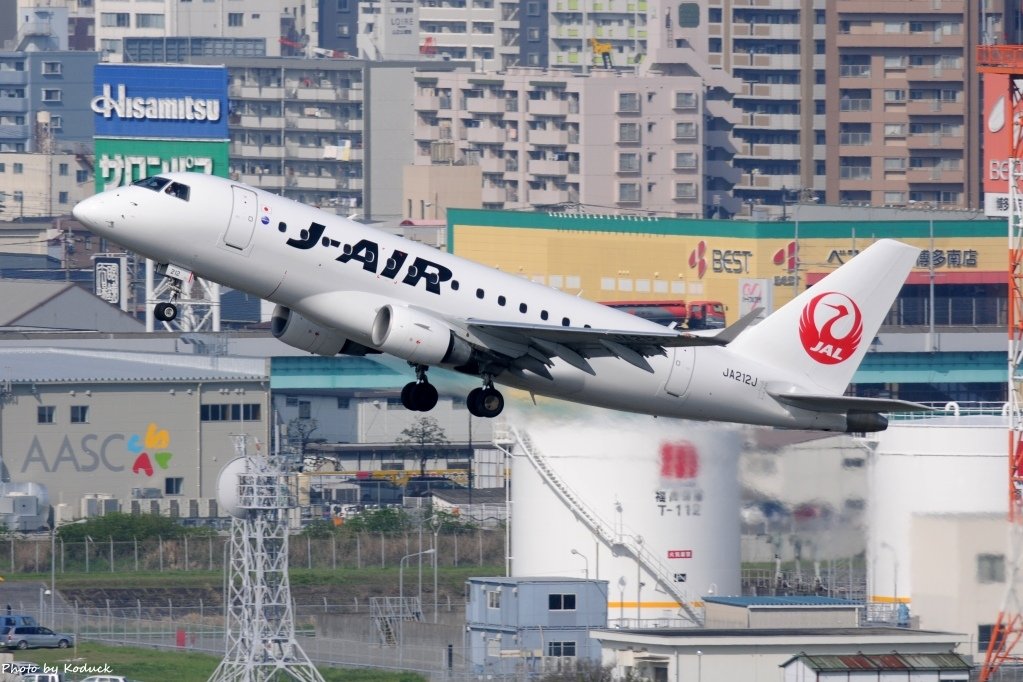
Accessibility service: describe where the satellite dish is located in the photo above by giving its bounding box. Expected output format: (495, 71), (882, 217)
(217, 456), (254, 519)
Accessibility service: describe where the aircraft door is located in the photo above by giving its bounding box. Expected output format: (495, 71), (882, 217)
(223, 185), (258, 251)
(664, 347), (696, 398)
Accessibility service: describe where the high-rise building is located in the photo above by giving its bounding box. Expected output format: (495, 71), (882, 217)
(192, 57), (468, 220)
(412, 63), (740, 217)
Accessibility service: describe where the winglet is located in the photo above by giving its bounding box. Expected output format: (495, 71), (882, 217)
(712, 306), (763, 345)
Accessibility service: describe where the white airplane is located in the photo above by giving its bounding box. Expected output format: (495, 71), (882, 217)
(73, 172), (927, 431)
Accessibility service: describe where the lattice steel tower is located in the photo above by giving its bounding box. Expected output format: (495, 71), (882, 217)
(209, 439), (325, 682)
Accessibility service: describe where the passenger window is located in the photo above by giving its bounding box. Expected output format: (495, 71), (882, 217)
(476, 288), (485, 299)
(165, 182), (190, 201)
(541, 310), (549, 321)
(519, 303), (527, 313)
(277, 221), (287, 232)
(562, 317), (570, 326)
(498, 295), (506, 306)
(451, 280), (460, 290)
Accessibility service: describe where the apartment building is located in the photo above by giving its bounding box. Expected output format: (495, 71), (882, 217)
(0, 152), (93, 218)
(822, 0), (998, 210)
(189, 57), (468, 220)
(0, 50), (97, 153)
(94, 0), (282, 61)
(412, 64), (740, 217)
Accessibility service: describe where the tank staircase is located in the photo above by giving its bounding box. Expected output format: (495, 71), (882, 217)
(369, 596), (423, 646)
(498, 424), (703, 625)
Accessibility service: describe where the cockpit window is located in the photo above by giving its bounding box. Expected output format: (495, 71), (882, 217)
(165, 182), (190, 201)
(134, 176), (170, 192)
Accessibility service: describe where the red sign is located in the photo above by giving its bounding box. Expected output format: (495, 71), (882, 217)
(660, 441), (699, 480)
(668, 550), (693, 559)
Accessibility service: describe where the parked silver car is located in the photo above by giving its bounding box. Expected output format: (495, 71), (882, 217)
(1, 625), (73, 649)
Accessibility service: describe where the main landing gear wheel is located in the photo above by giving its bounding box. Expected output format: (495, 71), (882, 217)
(467, 386), (504, 418)
(400, 382), (438, 412)
(154, 301), (178, 322)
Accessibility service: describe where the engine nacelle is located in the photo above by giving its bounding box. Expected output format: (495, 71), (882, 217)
(371, 304), (472, 366)
(845, 411), (888, 433)
(271, 305), (362, 356)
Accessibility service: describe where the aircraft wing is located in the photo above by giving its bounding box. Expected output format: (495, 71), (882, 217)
(460, 307), (763, 376)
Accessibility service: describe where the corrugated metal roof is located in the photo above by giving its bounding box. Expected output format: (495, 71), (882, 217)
(705, 596), (859, 607)
(783, 652), (970, 672)
(0, 348), (266, 383)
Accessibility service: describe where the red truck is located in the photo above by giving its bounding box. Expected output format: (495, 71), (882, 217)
(601, 299), (726, 330)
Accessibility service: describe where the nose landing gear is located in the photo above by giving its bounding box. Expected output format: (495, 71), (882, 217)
(153, 263), (191, 323)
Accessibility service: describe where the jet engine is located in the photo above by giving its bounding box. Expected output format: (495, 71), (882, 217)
(371, 304), (472, 366)
(271, 305), (371, 356)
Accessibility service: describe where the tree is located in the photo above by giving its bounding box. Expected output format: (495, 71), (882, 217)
(288, 417), (319, 454)
(395, 417), (448, 475)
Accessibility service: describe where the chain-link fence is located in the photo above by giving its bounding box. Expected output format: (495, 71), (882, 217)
(1, 529), (505, 576)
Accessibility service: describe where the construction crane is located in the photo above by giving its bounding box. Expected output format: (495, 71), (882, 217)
(589, 37), (613, 68)
(977, 44), (1023, 682)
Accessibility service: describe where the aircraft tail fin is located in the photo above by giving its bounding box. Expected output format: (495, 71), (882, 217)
(727, 239), (919, 395)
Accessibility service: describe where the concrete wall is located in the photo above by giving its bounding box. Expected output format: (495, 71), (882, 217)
(910, 513), (1005, 659)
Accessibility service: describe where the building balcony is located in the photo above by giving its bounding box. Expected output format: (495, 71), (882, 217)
(906, 66), (964, 82)
(0, 72), (27, 85)
(237, 115), (285, 129)
(528, 158), (570, 176)
(466, 97), (506, 114)
(467, 126), (508, 144)
(342, 119), (363, 132)
(481, 186), (506, 204)
(286, 116), (339, 132)
(338, 177), (364, 191)
(478, 156), (506, 173)
(906, 99), (963, 116)
(906, 168), (964, 184)
(0, 123), (29, 139)
(528, 187), (571, 205)
(528, 129), (570, 145)
(414, 123), (440, 140)
(528, 99), (571, 116)
(295, 87), (341, 102)
(0, 99), (27, 113)
(906, 134), (964, 150)
(741, 83), (800, 100)
(735, 23), (800, 40)
(416, 94), (440, 111)
(834, 0), (964, 10)
(238, 173), (286, 188)
(338, 88), (363, 102)
(286, 175), (340, 191)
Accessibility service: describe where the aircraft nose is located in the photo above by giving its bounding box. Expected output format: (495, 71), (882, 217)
(73, 193), (115, 234)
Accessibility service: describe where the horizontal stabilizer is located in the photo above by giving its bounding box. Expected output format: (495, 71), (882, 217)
(767, 389), (932, 414)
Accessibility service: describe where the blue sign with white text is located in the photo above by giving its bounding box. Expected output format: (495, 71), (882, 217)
(92, 64), (229, 140)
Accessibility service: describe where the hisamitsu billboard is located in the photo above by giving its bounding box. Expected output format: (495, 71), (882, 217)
(92, 64), (229, 139)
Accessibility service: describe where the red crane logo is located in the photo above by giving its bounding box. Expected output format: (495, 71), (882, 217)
(798, 292), (863, 364)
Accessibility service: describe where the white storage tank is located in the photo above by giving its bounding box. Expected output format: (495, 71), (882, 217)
(866, 408), (1007, 611)
(506, 407), (741, 626)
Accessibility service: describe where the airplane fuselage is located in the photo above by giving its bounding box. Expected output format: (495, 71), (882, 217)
(74, 174), (895, 431)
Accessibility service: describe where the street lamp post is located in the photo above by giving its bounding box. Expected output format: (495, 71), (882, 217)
(570, 549), (589, 579)
(399, 548), (435, 667)
(430, 516), (441, 624)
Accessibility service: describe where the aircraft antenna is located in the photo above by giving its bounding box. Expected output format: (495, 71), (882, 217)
(208, 435), (325, 682)
(977, 45), (1023, 681)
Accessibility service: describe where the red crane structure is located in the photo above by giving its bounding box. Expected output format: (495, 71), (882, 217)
(977, 44), (1023, 682)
